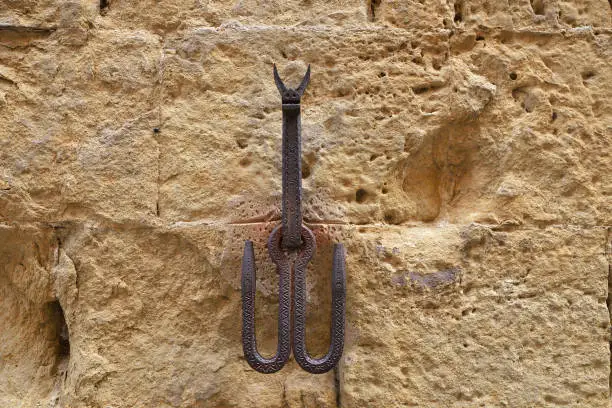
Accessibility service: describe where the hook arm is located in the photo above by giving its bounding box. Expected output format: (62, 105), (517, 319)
(241, 236), (292, 373)
(291, 227), (346, 374)
(296, 64), (311, 96)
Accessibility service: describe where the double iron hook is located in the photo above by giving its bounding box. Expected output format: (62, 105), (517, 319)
(241, 65), (346, 374)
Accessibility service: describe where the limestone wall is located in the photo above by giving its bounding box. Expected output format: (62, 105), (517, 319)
(0, 0), (611, 406)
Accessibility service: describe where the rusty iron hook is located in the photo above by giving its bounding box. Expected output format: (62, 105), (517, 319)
(241, 65), (346, 374)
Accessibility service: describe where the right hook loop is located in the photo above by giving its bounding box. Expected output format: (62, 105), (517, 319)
(292, 226), (346, 374)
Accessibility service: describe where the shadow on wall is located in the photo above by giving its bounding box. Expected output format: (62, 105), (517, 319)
(381, 121), (478, 224)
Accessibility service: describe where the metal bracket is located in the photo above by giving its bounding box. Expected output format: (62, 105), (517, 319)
(241, 65), (346, 374)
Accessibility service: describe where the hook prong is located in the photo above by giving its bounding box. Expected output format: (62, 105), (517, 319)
(241, 234), (292, 374)
(292, 228), (346, 374)
(296, 64), (311, 96)
(273, 64), (288, 95)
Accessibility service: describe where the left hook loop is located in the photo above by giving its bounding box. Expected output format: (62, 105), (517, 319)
(241, 226), (292, 373)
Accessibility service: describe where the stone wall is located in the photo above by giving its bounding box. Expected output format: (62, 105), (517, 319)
(0, 0), (610, 406)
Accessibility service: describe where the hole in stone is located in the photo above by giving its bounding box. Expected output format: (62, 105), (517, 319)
(100, 0), (108, 11)
(47, 301), (70, 359)
(370, 154), (380, 161)
(378, 72), (386, 78)
(236, 139), (248, 149)
(355, 188), (368, 203)
(476, 35), (485, 41)
(530, 0), (545, 15)
(454, 0), (463, 22)
(581, 71), (595, 80)
(368, 0), (381, 21)
(551, 111), (557, 121)
(383, 211), (395, 223)
(412, 86), (429, 94)
(509, 72), (518, 80)
(382, 187), (389, 194)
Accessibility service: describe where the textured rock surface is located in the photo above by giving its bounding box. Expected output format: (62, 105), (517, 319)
(0, 0), (610, 407)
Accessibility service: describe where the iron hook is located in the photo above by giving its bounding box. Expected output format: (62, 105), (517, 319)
(241, 65), (346, 375)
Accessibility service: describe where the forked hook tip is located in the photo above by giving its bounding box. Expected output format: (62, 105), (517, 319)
(273, 63), (311, 97)
(273, 63), (286, 94)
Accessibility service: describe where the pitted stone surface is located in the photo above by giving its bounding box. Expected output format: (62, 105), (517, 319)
(0, 0), (610, 407)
